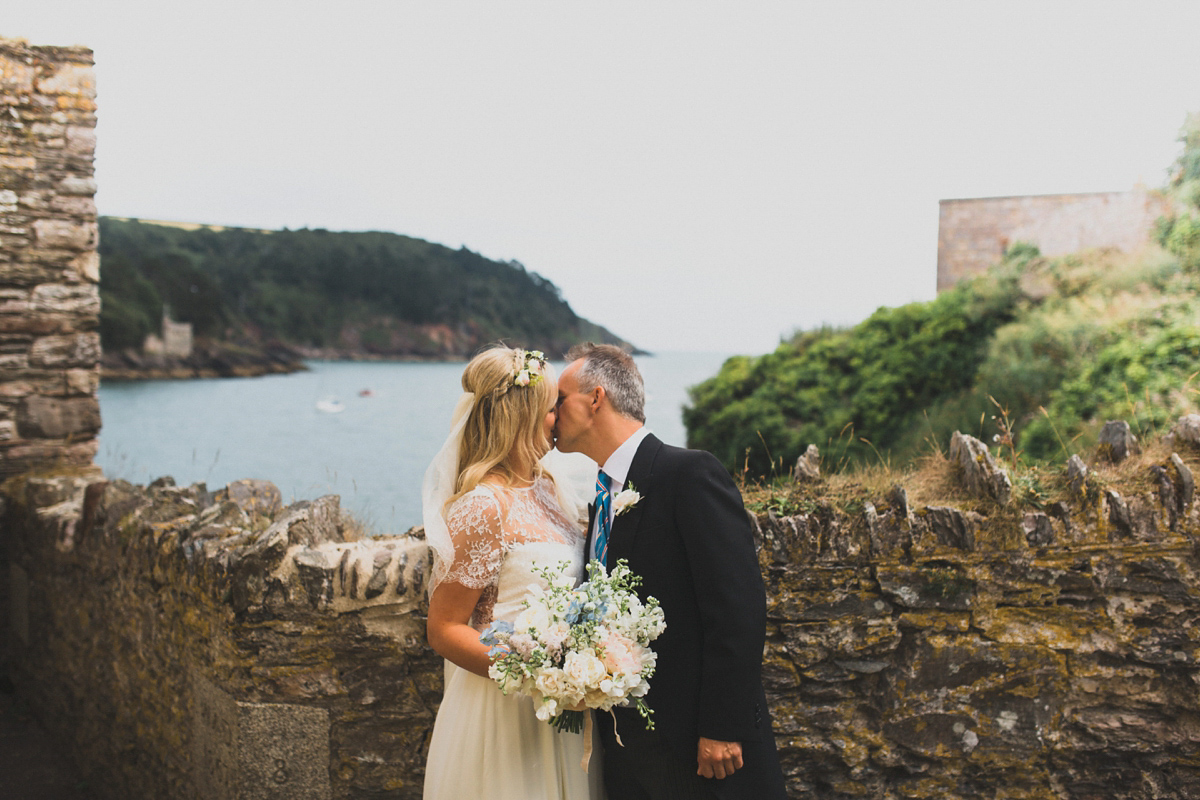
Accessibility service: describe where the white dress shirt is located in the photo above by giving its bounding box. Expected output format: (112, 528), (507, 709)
(593, 426), (652, 544)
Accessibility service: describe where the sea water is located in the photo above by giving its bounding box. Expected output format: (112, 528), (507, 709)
(96, 352), (734, 533)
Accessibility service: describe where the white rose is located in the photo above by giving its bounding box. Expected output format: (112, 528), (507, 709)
(516, 370), (531, 387)
(563, 650), (607, 689)
(515, 605), (551, 635)
(535, 668), (567, 699)
(612, 488), (641, 515)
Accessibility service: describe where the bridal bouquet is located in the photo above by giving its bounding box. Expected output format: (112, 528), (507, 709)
(479, 558), (666, 733)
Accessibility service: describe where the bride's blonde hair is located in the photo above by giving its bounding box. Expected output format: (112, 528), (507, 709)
(448, 346), (557, 509)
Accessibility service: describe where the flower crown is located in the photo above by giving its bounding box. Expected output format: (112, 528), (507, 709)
(510, 349), (547, 388)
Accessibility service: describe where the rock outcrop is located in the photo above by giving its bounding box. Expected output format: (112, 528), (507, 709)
(949, 431), (1012, 504)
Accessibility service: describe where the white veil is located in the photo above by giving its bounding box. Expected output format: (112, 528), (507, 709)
(422, 392), (596, 596)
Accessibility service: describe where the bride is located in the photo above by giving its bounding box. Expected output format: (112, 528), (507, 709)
(422, 346), (602, 800)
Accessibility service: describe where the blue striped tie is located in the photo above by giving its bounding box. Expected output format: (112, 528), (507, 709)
(594, 471), (612, 566)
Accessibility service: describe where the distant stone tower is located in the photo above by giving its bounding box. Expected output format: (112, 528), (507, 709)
(143, 305), (194, 358)
(0, 39), (101, 476)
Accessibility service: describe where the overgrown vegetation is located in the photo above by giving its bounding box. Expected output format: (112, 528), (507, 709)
(688, 116), (1200, 479)
(98, 219), (630, 358)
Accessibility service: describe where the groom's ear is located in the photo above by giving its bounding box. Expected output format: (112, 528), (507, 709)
(591, 386), (606, 412)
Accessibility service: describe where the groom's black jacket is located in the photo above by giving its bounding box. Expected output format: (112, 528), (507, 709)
(588, 433), (785, 799)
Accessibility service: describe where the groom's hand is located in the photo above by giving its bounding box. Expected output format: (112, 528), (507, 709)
(697, 737), (743, 779)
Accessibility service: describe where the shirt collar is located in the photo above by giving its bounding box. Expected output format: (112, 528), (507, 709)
(600, 426), (651, 490)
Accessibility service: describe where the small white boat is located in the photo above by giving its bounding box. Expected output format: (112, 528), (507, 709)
(315, 398), (345, 414)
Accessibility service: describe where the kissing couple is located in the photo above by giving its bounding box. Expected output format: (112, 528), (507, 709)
(421, 343), (787, 800)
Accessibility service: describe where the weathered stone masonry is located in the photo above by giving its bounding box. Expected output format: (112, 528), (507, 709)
(5, 434), (1200, 799)
(0, 38), (101, 477)
(5, 34), (1200, 800)
(937, 189), (1172, 292)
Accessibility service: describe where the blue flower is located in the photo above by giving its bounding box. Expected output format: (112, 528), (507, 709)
(479, 620), (514, 646)
(566, 597), (584, 625)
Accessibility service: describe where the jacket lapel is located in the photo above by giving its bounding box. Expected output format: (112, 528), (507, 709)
(584, 501), (597, 564)
(608, 433), (661, 565)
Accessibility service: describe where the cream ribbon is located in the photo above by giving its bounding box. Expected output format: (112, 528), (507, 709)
(581, 714), (593, 772)
(579, 709), (624, 773)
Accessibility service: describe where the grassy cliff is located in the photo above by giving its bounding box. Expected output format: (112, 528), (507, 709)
(686, 115), (1200, 478)
(98, 218), (633, 360)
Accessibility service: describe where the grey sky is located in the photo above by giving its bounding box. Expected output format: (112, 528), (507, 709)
(8, 1), (1200, 353)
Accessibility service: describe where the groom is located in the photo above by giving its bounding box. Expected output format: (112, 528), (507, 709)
(553, 344), (786, 800)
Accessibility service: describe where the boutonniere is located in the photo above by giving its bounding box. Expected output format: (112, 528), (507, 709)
(613, 483), (642, 516)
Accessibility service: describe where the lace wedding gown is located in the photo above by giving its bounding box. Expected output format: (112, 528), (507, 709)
(423, 475), (602, 800)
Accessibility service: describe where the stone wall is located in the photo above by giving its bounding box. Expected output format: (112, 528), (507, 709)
(0, 38), (101, 476)
(937, 189), (1172, 292)
(3, 474), (439, 799)
(3, 425), (1199, 799)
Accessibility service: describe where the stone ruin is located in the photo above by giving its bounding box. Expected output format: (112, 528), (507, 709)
(0, 38), (101, 478)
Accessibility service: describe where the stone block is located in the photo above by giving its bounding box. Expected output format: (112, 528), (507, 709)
(227, 479), (283, 517)
(275, 495), (342, 547)
(1097, 420), (1138, 463)
(0, 439), (98, 476)
(23, 470), (101, 508)
(65, 367), (98, 395)
(0, 53), (36, 93)
(30, 283), (99, 314)
(1066, 454), (1088, 498)
(19, 190), (50, 210)
(975, 606), (1116, 652)
(365, 548), (393, 599)
(1166, 414), (1200, 450)
(876, 564), (975, 611)
(294, 548), (337, 609)
(30, 120), (65, 138)
(0, 154), (36, 170)
(0, 288), (29, 313)
(0, 352), (28, 369)
(1105, 489), (1133, 539)
(920, 505), (979, 551)
(949, 431), (1011, 504)
(49, 194), (96, 217)
(882, 712), (979, 757)
(192, 673), (332, 800)
(1168, 453), (1194, 512)
(794, 444), (820, 482)
(65, 125), (95, 155)
(1021, 512), (1054, 547)
(17, 394), (101, 438)
(56, 176), (96, 196)
(0, 188), (16, 212)
(29, 332), (99, 368)
(37, 62), (96, 98)
(31, 218), (97, 250)
(71, 250), (100, 282)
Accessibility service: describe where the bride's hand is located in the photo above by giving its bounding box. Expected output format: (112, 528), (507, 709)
(566, 699), (588, 712)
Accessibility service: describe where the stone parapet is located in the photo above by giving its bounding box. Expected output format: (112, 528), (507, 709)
(3, 473), (438, 799)
(2, 435), (1199, 798)
(0, 38), (100, 476)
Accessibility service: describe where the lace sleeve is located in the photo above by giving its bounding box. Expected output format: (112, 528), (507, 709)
(441, 490), (506, 590)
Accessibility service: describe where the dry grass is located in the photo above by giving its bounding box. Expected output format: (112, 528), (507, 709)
(740, 419), (1198, 519)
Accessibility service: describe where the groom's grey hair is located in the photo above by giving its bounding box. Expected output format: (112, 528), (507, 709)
(565, 343), (646, 423)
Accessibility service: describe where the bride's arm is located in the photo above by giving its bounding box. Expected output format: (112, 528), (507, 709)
(427, 583), (497, 678)
(426, 490), (505, 679)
